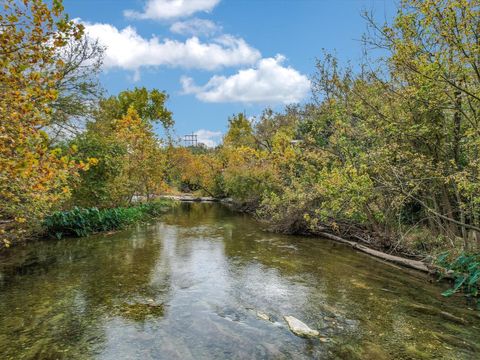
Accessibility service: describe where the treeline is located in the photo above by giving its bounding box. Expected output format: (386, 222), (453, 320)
(173, 0), (480, 261)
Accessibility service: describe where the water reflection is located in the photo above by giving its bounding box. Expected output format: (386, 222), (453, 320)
(0, 203), (478, 359)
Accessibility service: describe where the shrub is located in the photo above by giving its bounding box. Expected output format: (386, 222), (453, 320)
(436, 252), (480, 309)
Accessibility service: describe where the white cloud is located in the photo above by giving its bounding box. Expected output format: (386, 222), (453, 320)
(181, 55), (310, 104)
(82, 22), (261, 75)
(194, 129), (222, 147)
(170, 18), (221, 36)
(125, 0), (220, 20)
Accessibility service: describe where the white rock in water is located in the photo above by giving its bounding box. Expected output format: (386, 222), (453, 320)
(256, 311), (270, 321)
(284, 315), (319, 337)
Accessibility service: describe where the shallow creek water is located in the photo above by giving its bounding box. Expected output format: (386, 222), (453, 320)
(0, 203), (479, 359)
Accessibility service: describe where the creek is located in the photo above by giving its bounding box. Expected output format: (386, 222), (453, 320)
(0, 203), (478, 359)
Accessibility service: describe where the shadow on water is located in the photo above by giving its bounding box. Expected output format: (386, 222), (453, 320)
(0, 202), (479, 359)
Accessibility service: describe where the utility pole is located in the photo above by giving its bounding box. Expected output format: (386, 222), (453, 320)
(183, 133), (198, 147)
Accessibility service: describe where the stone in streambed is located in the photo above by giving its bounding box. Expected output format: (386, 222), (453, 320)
(284, 315), (319, 337)
(256, 311), (270, 321)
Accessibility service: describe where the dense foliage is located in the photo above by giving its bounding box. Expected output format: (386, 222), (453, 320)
(0, 0), (96, 246)
(0, 1), (172, 248)
(171, 0), (480, 260)
(44, 200), (173, 239)
(69, 88), (172, 208)
(437, 252), (480, 308)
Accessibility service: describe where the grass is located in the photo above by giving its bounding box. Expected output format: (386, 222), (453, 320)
(43, 200), (174, 239)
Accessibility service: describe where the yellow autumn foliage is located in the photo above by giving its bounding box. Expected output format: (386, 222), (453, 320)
(0, 0), (85, 243)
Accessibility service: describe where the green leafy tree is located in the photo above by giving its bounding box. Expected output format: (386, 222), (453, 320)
(224, 113), (256, 148)
(70, 89), (173, 207)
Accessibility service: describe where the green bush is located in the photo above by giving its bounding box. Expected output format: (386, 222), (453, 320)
(436, 252), (480, 309)
(43, 200), (173, 239)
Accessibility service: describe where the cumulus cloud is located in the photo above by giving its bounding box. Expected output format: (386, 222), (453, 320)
(181, 55), (310, 104)
(82, 21), (261, 74)
(125, 0), (221, 20)
(170, 18), (221, 36)
(194, 129), (222, 147)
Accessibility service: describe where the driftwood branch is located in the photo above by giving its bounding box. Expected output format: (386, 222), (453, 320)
(318, 232), (432, 273)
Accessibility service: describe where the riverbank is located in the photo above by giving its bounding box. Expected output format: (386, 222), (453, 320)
(0, 200), (176, 253)
(317, 232), (432, 273)
(43, 199), (175, 240)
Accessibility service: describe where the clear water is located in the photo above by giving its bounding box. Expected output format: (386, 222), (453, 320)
(0, 203), (478, 359)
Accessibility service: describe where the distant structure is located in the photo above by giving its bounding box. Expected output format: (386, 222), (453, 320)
(183, 133), (198, 147)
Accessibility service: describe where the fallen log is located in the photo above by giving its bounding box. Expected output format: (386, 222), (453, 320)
(157, 195), (219, 202)
(318, 232), (432, 273)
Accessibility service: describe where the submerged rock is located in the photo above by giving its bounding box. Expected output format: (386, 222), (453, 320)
(284, 315), (319, 337)
(256, 311), (270, 321)
(116, 302), (165, 321)
(216, 307), (246, 322)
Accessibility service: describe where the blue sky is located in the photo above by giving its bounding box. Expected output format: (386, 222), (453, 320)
(64, 0), (396, 146)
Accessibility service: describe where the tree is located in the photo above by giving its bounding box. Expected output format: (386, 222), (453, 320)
(223, 113), (256, 148)
(47, 36), (105, 141)
(361, 0), (480, 248)
(94, 87), (173, 130)
(0, 0), (89, 246)
(69, 88), (173, 208)
(253, 106), (300, 151)
(168, 147), (224, 197)
(110, 107), (168, 204)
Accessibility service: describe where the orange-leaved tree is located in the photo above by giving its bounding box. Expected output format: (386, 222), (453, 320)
(0, 0), (89, 246)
